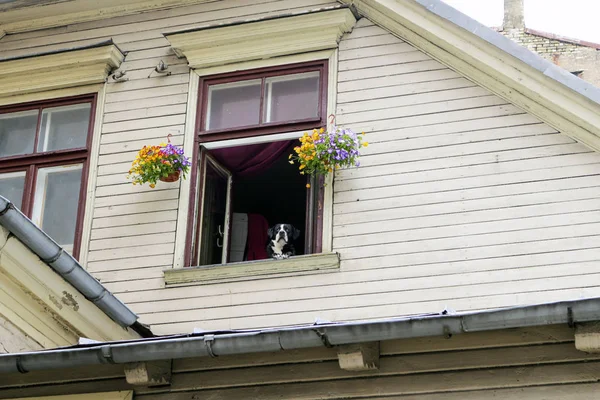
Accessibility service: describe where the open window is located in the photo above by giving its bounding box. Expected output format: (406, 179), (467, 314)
(195, 150), (232, 266)
(187, 61), (327, 267)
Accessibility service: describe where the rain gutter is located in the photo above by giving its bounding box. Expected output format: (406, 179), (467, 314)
(0, 296), (598, 374)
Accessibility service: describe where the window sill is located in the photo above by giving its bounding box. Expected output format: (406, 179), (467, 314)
(164, 252), (340, 286)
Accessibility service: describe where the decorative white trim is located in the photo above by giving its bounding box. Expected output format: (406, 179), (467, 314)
(321, 48), (338, 253)
(79, 84), (107, 269)
(173, 71), (200, 269)
(0, 0), (213, 34)
(164, 8), (356, 69)
(172, 50), (338, 269)
(0, 45), (123, 99)
(341, 0), (600, 153)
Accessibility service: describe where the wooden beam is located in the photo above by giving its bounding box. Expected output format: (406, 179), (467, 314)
(337, 342), (380, 371)
(0, 0), (213, 34)
(9, 392), (132, 400)
(124, 360), (172, 387)
(575, 321), (600, 353)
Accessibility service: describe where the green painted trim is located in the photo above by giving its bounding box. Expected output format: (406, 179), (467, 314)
(164, 252), (340, 285)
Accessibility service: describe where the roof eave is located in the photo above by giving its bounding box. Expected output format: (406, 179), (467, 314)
(0, 296), (599, 374)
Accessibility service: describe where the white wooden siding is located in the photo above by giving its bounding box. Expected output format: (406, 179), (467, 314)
(4, 11), (600, 335)
(0, 314), (42, 354)
(130, 19), (600, 334)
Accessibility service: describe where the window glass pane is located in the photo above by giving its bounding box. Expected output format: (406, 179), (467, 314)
(0, 171), (26, 210)
(38, 104), (91, 152)
(264, 71), (320, 123)
(198, 160), (230, 266)
(0, 110), (38, 158)
(32, 164), (83, 253)
(206, 79), (261, 130)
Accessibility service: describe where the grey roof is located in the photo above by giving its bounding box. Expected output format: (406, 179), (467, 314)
(0, 296), (597, 374)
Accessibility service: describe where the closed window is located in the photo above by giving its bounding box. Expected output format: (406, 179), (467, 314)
(0, 96), (95, 258)
(187, 61), (327, 266)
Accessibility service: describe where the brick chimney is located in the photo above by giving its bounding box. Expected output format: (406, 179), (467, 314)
(503, 0), (525, 30)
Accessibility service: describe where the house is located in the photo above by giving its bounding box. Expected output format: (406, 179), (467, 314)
(2, 0), (600, 398)
(499, 0), (600, 86)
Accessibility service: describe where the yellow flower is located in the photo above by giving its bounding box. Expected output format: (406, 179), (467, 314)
(363, 142), (369, 147)
(288, 154), (292, 159)
(289, 161), (294, 164)
(299, 164), (306, 170)
(306, 183), (311, 188)
(319, 127), (325, 133)
(149, 183), (156, 188)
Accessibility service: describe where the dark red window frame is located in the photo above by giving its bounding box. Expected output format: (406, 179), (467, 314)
(197, 60), (328, 143)
(184, 60), (328, 267)
(0, 94), (97, 260)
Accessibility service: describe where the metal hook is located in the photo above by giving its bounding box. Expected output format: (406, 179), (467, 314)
(166, 133), (173, 144)
(328, 114), (336, 125)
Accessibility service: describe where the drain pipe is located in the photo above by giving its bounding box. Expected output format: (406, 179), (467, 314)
(0, 296), (599, 374)
(0, 196), (139, 331)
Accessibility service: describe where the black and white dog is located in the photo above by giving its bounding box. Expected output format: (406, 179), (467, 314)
(267, 223), (300, 260)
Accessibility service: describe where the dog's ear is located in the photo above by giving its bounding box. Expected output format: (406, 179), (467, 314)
(292, 226), (301, 240)
(267, 226), (276, 239)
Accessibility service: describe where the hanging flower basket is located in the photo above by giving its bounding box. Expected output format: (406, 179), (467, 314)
(289, 116), (367, 187)
(127, 136), (190, 188)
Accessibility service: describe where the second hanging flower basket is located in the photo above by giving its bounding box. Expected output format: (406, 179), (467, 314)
(289, 116), (367, 187)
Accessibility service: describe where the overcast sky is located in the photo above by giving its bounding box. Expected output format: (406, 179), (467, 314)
(441, 0), (600, 43)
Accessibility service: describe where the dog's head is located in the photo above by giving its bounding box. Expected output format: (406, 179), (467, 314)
(268, 223), (300, 244)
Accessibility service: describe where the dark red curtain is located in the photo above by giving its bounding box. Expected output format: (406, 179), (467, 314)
(211, 140), (294, 176)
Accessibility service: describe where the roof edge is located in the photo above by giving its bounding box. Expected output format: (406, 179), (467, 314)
(523, 28), (600, 51)
(0, 296), (598, 374)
